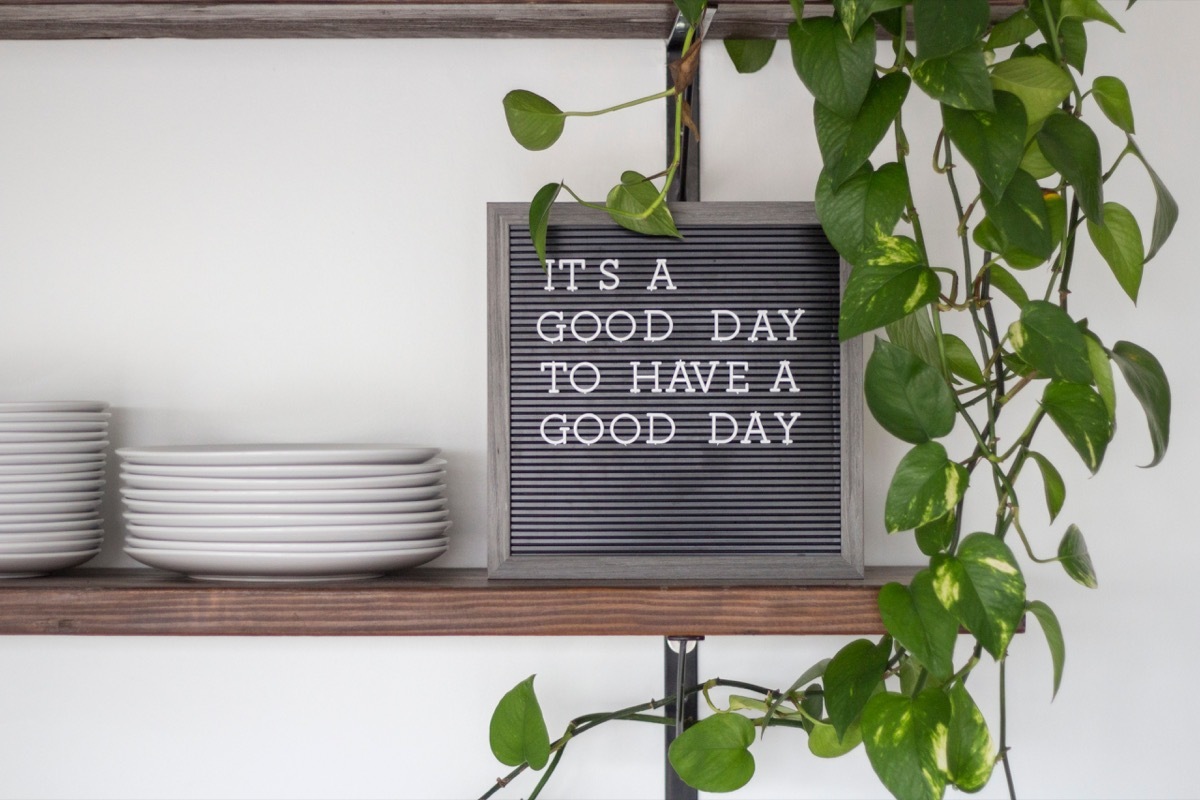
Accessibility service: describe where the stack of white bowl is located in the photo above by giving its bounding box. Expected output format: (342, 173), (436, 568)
(0, 401), (108, 577)
(117, 444), (449, 581)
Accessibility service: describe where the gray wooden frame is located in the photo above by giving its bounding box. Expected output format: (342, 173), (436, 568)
(487, 201), (863, 582)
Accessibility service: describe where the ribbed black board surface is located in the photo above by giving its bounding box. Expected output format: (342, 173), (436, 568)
(507, 222), (843, 556)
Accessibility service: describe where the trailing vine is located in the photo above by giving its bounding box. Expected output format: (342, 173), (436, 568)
(484, 1), (1175, 797)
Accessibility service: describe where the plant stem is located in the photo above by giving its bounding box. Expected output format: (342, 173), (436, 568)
(564, 88), (676, 117)
(1000, 658), (1017, 800)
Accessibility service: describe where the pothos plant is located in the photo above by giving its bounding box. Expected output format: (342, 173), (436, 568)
(482, 0), (1175, 797)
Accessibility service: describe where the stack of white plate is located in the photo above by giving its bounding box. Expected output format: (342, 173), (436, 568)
(117, 444), (449, 581)
(0, 401), (108, 577)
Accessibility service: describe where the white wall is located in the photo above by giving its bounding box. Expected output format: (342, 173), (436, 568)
(0, 3), (1196, 797)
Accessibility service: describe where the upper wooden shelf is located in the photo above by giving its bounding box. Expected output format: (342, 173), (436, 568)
(0, 0), (1022, 40)
(0, 566), (911, 636)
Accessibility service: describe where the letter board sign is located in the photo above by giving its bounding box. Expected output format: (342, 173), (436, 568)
(487, 202), (863, 581)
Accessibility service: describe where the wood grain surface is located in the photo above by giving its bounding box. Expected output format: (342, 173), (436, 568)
(0, 567), (914, 636)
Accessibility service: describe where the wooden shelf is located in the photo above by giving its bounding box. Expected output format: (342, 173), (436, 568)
(0, 0), (1022, 40)
(0, 566), (912, 636)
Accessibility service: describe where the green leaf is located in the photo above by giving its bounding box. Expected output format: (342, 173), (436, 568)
(979, 169), (1054, 265)
(1037, 113), (1105, 225)
(916, 512), (956, 556)
(1042, 381), (1113, 473)
(1112, 340), (1171, 467)
(1058, 523), (1098, 588)
(809, 719), (864, 757)
(862, 690), (951, 800)
(886, 307), (941, 371)
(943, 334), (986, 385)
(1060, 18), (1088, 73)
(668, 713), (756, 792)
(839, 236), (940, 341)
(914, 0), (989, 61)
(865, 339), (956, 444)
(945, 683), (995, 792)
(987, 9), (1039, 49)
(1084, 333), (1117, 422)
(943, 91), (1026, 198)
(913, 45), (995, 111)
(931, 533), (1027, 659)
(1061, 0), (1124, 31)
(502, 90), (565, 152)
(528, 182), (561, 269)
(815, 73), (913, 189)
(1129, 140), (1178, 262)
(878, 571), (958, 680)
(987, 264), (1030, 307)
(1027, 600), (1066, 699)
(763, 658), (829, 735)
(824, 636), (892, 740)
(832, 0), (872, 36)
(1027, 451), (1066, 523)
(673, 0), (706, 27)
(815, 161), (910, 265)
(1088, 202), (1144, 302)
(885, 442), (969, 533)
(724, 39), (776, 73)
(1009, 301), (1092, 383)
(1092, 76), (1134, 133)
(789, 17), (877, 118)
(991, 57), (1074, 128)
(489, 675), (551, 770)
(605, 171), (681, 238)
(1019, 137), (1058, 180)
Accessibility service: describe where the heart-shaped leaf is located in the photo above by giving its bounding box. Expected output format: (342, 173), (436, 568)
(1027, 599), (1066, 699)
(885, 442), (969, 533)
(865, 339), (956, 443)
(886, 306), (941, 371)
(914, 0), (989, 61)
(1060, 18), (1088, 72)
(789, 16), (877, 118)
(809, 718), (864, 757)
(1128, 140), (1178, 262)
(489, 675), (551, 770)
(1061, 0), (1125, 31)
(668, 713), (756, 792)
(1112, 340), (1171, 467)
(815, 73), (913, 189)
(931, 533), (1026, 659)
(878, 571), (958, 680)
(943, 91), (1027, 198)
(528, 182), (561, 269)
(913, 45), (995, 111)
(673, 0), (706, 26)
(1027, 451), (1066, 523)
(946, 683), (996, 792)
(1042, 381), (1113, 473)
(824, 636), (892, 740)
(1092, 76), (1135, 134)
(724, 39), (776, 73)
(979, 169), (1055, 265)
(1088, 202), (1144, 302)
(943, 334), (986, 385)
(988, 9), (1038, 49)
(916, 512), (956, 556)
(1037, 113), (1105, 225)
(1009, 301), (1093, 383)
(1058, 524), (1098, 588)
(862, 689), (951, 800)
(839, 236), (939, 340)
(815, 161), (910, 265)
(987, 264), (1031, 307)
(1084, 332), (1117, 422)
(991, 57), (1074, 128)
(605, 171), (681, 238)
(503, 90), (565, 152)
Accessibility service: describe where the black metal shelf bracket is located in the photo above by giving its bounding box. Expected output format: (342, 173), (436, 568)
(664, 635), (704, 800)
(666, 7), (713, 203)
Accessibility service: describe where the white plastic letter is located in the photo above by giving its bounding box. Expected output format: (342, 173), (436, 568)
(742, 412), (769, 444)
(774, 412), (802, 445)
(540, 414), (568, 445)
(709, 412), (739, 445)
(629, 361), (663, 394)
(770, 360), (800, 393)
(643, 310), (674, 343)
(647, 258), (678, 291)
(647, 413), (677, 445)
(779, 308), (805, 340)
(711, 310), (741, 342)
(609, 414), (642, 446)
(747, 310), (778, 343)
(569, 362), (601, 394)
(536, 311), (565, 344)
(599, 259), (620, 291)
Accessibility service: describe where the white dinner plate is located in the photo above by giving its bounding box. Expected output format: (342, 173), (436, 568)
(0, 490), (103, 504)
(0, 421), (108, 434)
(0, 431), (107, 443)
(124, 544), (446, 580)
(0, 452), (106, 466)
(0, 518), (103, 533)
(0, 402), (108, 414)
(117, 444), (439, 467)
(121, 497), (446, 515)
(0, 441), (108, 455)
(0, 537), (102, 554)
(0, 412), (110, 423)
(0, 479), (104, 494)
(0, 461), (104, 476)
(0, 498), (102, 514)
(119, 458), (447, 479)
(124, 508), (450, 528)
(0, 548), (100, 577)
(0, 511), (97, 524)
(119, 470), (446, 491)
(120, 485), (445, 504)
(125, 535), (448, 553)
(0, 529), (103, 543)
(126, 519), (452, 543)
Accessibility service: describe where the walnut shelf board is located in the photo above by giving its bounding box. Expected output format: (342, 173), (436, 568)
(0, 567), (914, 636)
(0, 0), (1022, 40)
